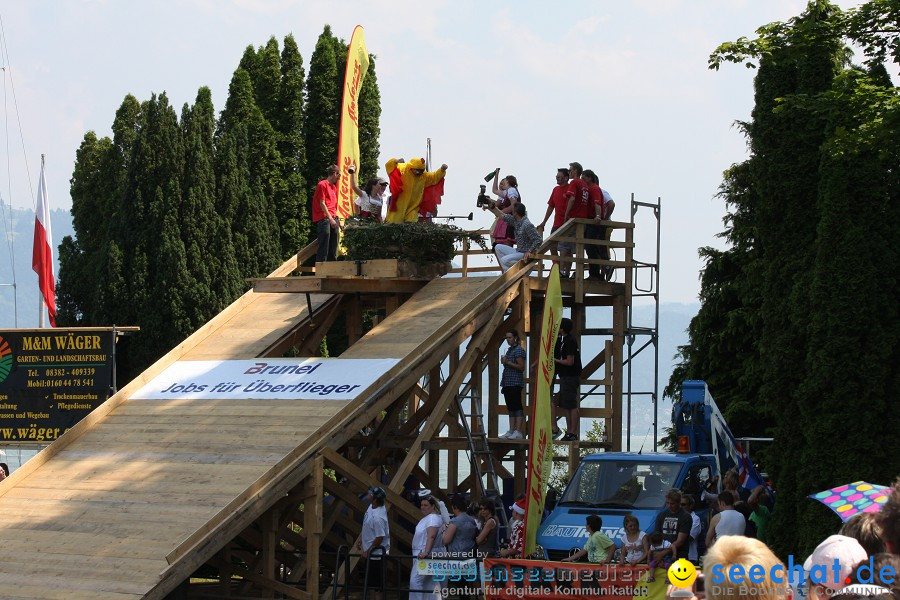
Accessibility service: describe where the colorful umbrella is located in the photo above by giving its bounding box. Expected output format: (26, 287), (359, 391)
(809, 481), (890, 522)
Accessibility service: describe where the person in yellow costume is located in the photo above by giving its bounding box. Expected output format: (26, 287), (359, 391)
(385, 157), (448, 223)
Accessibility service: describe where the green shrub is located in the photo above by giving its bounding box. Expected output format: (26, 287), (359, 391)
(342, 220), (486, 266)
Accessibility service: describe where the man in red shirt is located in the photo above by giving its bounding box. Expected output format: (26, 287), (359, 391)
(583, 169), (617, 281)
(582, 169), (605, 281)
(537, 168), (572, 276)
(563, 162), (591, 278)
(313, 165), (341, 263)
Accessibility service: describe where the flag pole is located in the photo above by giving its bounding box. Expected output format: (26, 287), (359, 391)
(33, 153), (55, 328)
(37, 154), (45, 329)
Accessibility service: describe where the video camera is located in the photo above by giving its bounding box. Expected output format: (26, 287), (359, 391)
(476, 184), (492, 208)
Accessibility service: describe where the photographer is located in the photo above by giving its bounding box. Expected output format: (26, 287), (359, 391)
(482, 199), (542, 273)
(348, 165), (386, 222)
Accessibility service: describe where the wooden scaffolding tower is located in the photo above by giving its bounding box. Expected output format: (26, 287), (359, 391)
(0, 216), (639, 599)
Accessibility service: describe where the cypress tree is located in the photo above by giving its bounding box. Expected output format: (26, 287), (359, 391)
(180, 88), (219, 327)
(117, 92), (185, 373)
(275, 34), (307, 254)
(304, 25), (341, 228)
(217, 68), (281, 277)
(252, 37), (283, 125)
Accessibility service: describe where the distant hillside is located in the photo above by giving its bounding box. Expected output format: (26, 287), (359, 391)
(0, 206), (74, 328)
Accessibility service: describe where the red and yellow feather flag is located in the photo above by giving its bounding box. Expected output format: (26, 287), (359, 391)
(336, 26), (370, 219)
(523, 264), (562, 557)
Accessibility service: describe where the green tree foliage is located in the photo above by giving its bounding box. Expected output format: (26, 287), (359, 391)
(672, 0), (900, 557)
(277, 34), (308, 253)
(57, 30), (381, 380)
(304, 25), (341, 228)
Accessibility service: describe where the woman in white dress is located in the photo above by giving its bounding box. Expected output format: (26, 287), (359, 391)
(410, 495), (445, 600)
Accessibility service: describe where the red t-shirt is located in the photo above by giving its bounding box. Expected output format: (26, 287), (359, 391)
(588, 183), (603, 219)
(547, 184), (569, 229)
(312, 179), (338, 222)
(566, 178), (592, 219)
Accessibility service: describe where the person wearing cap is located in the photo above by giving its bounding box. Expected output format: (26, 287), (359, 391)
(354, 486), (390, 600)
(805, 535), (868, 600)
(348, 165), (387, 223)
(537, 168), (573, 276)
(499, 498), (527, 558)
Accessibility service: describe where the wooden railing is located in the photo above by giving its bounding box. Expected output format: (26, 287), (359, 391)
(450, 218), (636, 301)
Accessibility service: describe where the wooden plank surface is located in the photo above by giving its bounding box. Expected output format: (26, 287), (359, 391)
(0, 272), (522, 599)
(342, 277), (495, 359)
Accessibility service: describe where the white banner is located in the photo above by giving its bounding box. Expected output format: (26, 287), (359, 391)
(131, 358), (399, 401)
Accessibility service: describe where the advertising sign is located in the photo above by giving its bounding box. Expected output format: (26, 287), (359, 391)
(131, 358), (400, 401)
(0, 329), (115, 443)
(481, 560), (665, 600)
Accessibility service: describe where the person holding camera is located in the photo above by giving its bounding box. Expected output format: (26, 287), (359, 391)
(313, 165), (342, 263)
(482, 199), (542, 273)
(490, 168), (521, 248)
(348, 165), (386, 222)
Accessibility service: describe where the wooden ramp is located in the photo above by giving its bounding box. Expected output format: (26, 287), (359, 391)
(0, 245), (524, 599)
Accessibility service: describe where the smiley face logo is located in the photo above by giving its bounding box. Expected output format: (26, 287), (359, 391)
(668, 559), (697, 588)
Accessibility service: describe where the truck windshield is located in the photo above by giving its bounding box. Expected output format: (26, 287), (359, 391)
(559, 461), (683, 509)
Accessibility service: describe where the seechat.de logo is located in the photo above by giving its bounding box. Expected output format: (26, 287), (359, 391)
(0, 336), (12, 384)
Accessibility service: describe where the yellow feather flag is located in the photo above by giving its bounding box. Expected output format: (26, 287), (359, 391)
(336, 25), (370, 219)
(523, 264), (562, 557)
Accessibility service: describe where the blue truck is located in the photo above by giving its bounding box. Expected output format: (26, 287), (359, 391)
(536, 380), (766, 561)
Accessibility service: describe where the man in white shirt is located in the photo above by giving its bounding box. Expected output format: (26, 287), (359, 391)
(355, 487), (390, 600)
(681, 494), (702, 562)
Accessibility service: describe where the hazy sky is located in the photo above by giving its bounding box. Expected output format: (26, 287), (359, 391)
(0, 0), (863, 303)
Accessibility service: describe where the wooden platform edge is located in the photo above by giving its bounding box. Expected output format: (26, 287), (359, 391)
(0, 243), (316, 501)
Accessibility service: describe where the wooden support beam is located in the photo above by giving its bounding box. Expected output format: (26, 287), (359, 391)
(321, 448), (421, 526)
(305, 456), (323, 599)
(388, 300), (509, 493)
(252, 277), (428, 295)
(345, 295), (362, 346)
(261, 507), (279, 599)
(209, 556), (310, 600)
